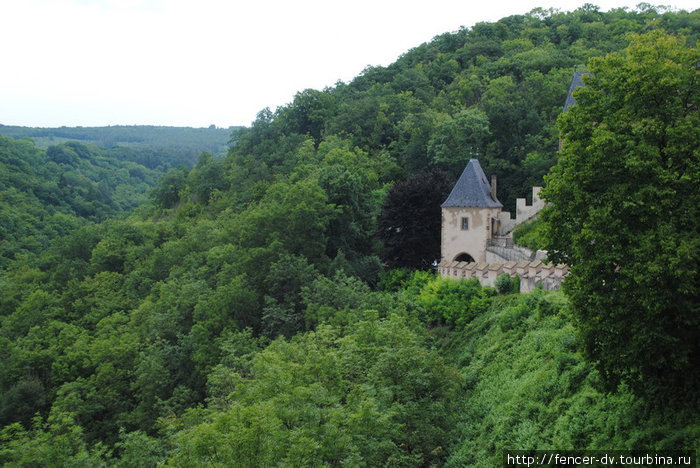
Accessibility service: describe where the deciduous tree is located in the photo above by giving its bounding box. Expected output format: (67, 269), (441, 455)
(376, 170), (451, 270)
(542, 31), (699, 400)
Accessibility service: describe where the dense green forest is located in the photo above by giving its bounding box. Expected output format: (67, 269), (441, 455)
(1, 5), (698, 466)
(0, 139), (163, 269)
(0, 125), (235, 169)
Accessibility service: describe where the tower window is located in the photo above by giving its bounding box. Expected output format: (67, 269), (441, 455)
(461, 217), (469, 230)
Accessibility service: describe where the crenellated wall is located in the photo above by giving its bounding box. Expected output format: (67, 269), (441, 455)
(438, 259), (568, 293)
(438, 171), (558, 292)
(496, 187), (545, 236)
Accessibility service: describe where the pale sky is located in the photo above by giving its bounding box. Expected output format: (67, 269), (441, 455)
(1, 0), (697, 128)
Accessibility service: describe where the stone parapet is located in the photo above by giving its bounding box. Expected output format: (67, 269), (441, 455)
(495, 186), (544, 236)
(438, 259), (568, 292)
(516, 187), (545, 224)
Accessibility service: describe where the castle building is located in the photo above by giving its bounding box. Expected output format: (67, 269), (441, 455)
(440, 159), (502, 264)
(440, 158), (545, 265)
(438, 161), (560, 291)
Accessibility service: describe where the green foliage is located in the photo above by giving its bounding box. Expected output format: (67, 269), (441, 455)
(231, 177), (337, 263)
(302, 270), (375, 329)
(412, 275), (494, 327)
(0, 138), (160, 268)
(150, 166), (188, 209)
(226, 6), (700, 211)
(542, 31), (699, 400)
(444, 290), (698, 466)
(377, 267), (414, 291)
(168, 314), (460, 467)
(495, 273), (520, 295)
(185, 152), (229, 204)
(113, 429), (167, 468)
(0, 124), (234, 168)
(261, 254), (319, 338)
(0, 414), (107, 467)
(376, 169), (452, 269)
(1, 7), (698, 465)
(512, 215), (547, 250)
(428, 107), (491, 177)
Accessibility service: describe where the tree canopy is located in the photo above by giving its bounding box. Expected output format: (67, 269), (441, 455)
(0, 125), (234, 168)
(376, 169), (451, 269)
(0, 5), (698, 465)
(541, 30), (699, 400)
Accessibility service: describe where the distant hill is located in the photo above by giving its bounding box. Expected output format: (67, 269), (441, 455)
(0, 137), (163, 267)
(0, 124), (241, 167)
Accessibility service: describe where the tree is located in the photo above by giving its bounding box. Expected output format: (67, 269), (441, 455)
(167, 314), (459, 467)
(376, 169), (452, 269)
(150, 166), (188, 209)
(541, 31), (699, 401)
(427, 107), (491, 178)
(186, 152), (228, 204)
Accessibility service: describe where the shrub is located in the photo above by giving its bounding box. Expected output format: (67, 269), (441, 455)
(512, 217), (546, 251)
(495, 274), (511, 294)
(416, 276), (493, 327)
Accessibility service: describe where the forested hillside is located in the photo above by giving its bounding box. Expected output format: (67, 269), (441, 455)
(0, 5), (697, 466)
(229, 4), (699, 211)
(0, 125), (235, 169)
(0, 138), (161, 268)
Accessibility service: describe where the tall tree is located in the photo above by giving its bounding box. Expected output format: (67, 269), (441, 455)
(541, 31), (699, 401)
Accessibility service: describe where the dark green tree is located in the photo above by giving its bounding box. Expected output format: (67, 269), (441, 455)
(186, 152), (228, 204)
(151, 165), (188, 209)
(376, 169), (452, 269)
(541, 31), (699, 400)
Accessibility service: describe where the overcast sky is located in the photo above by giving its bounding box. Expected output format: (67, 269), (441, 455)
(1, 0), (697, 128)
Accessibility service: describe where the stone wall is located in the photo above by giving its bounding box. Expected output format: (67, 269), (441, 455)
(486, 245), (533, 262)
(438, 259), (568, 293)
(441, 206), (502, 263)
(496, 187), (545, 236)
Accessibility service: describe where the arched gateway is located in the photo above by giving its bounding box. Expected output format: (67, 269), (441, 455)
(454, 253), (475, 263)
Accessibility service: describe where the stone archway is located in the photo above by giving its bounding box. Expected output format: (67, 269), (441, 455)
(454, 252), (475, 263)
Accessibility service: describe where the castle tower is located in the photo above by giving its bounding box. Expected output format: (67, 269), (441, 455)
(441, 159), (502, 263)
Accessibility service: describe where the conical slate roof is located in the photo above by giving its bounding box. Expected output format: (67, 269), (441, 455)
(563, 71), (588, 112)
(441, 159), (502, 208)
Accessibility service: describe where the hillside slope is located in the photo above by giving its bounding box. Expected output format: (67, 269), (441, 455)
(0, 137), (160, 267)
(0, 125), (237, 168)
(0, 5), (697, 465)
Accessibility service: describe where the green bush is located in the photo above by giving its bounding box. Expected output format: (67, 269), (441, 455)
(512, 217), (546, 251)
(415, 276), (494, 327)
(443, 289), (699, 465)
(495, 273), (520, 295)
(497, 302), (530, 331)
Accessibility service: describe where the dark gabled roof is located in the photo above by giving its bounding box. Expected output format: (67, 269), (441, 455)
(563, 71), (589, 112)
(441, 159), (502, 208)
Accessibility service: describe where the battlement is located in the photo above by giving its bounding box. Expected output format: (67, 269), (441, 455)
(438, 259), (568, 293)
(496, 186), (544, 235)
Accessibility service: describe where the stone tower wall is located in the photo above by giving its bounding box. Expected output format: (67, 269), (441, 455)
(496, 187), (545, 236)
(441, 206), (502, 263)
